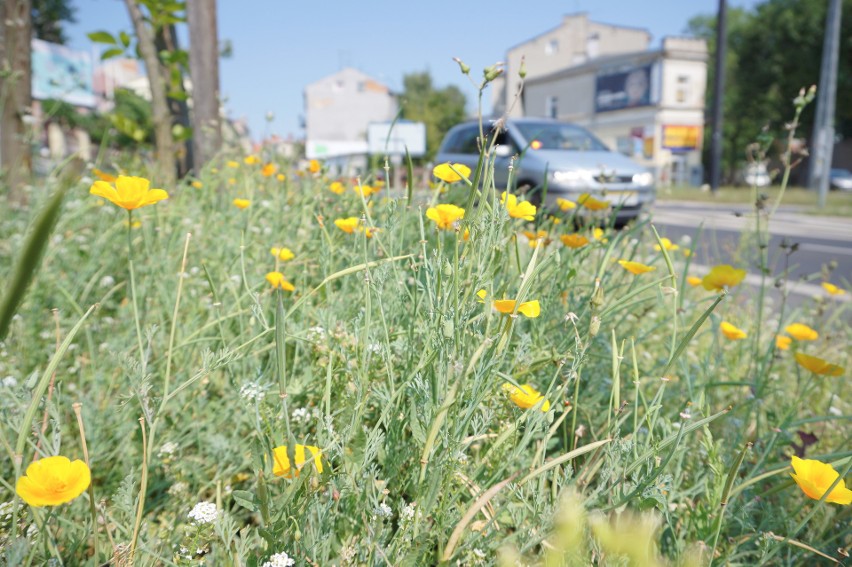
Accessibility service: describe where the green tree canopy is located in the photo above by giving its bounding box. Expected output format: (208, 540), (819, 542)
(687, 0), (852, 182)
(400, 71), (467, 160)
(32, 0), (76, 44)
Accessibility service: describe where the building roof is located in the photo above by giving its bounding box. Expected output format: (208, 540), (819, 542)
(505, 13), (651, 54)
(523, 37), (707, 87)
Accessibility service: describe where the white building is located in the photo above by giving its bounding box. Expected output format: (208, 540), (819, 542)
(493, 14), (651, 118)
(522, 37), (707, 186)
(493, 15), (708, 187)
(304, 68), (398, 171)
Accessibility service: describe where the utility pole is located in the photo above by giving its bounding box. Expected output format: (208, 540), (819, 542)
(187, 0), (222, 168)
(709, 0), (727, 193)
(0, 0), (32, 200)
(808, 0), (842, 208)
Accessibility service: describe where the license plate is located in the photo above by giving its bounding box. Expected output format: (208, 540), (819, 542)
(603, 191), (638, 207)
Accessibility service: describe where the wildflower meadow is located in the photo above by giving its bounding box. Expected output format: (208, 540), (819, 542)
(1, 85), (850, 566)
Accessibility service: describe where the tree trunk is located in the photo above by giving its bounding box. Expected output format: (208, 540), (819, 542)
(155, 23), (193, 177)
(0, 0), (32, 201)
(124, 0), (175, 186)
(186, 0), (221, 167)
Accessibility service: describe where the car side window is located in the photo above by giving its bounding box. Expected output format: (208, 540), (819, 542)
(447, 126), (480, 155)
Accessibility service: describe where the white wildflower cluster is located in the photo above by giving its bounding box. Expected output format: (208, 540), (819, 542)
(168, 481), (189, 496)
(367, 343), (382, 354)
(158, 441), (179, 458)
(399, 501), (417, 523)
(373, 502), (392, 520)
(187, 501), (219, 525)
(307, 325), (325, 340)
(239, 381), (266, 402)
(291, 407), (310, 422)
(261, 551), (296, 567)
(1, 376), (17, 388)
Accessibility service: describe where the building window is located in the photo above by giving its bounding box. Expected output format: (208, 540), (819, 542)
(676, 75), (690, 103)
(546, 96), (558, 119)
(545, 39), (559, 55)
(586, 33), (600, 58)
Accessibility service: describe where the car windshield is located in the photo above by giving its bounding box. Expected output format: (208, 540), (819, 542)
(514, 123), (608, 152)
(831, 169), (852, 178)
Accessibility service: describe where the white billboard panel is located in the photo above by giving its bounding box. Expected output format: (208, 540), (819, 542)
(367, 121), (426, 157)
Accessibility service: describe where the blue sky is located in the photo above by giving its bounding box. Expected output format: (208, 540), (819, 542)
(66, 0), (761, 141)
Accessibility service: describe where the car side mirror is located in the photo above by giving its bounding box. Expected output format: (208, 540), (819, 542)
(494, 145), (512, 158)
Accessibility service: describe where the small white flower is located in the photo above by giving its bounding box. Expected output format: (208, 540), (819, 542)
(187, 501), (219, 525)
(99, 275), (116, 288)
(240, 382), (266, 402)
(373, 502), (392, 519)
(472, 548), (486, 559)
(292, 407), (310, 422)
(1, 376), (17, 388)
(158, 441), (178, 457)
(262, 551), (296, 567)
(400, 501), (416, 521)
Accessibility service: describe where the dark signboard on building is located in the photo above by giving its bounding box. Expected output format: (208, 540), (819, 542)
(595, 64), (654, 113)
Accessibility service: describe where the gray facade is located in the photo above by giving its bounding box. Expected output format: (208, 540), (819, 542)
(304, 67), (397, 143)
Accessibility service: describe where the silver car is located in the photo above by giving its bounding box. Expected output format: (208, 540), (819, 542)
(436, 118), (655, 222)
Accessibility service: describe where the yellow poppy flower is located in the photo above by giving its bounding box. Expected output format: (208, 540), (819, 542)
(463, 228), (470, 241)
(261, 163), (277, 177)
(560, 234), (589, 249)
(683, 249), (693, 258)
(329, 181), (346, 195)
(701, 265), (746, 291)
(654, 237), (680, 252)
(618, 260), (656, 275)
(476, 289), (487, 302)
(276, 173), (286, 182)
(272, 444), (323, 478)
(432, 162), (471, 183)
(493, 299), (540, 318)
(191, 180), (203, 189)
(775, 335), (792, 350)
(244, 155), (260, 165)
(425, 204), (465, 230)
(822, 282), (846, 296)
(354, 183), (379, 197)
(92, 168), (116, 182)
(265, 271), (295, 291)
(233, 198), (251, 209)
(784, 323), (818, 341)
(577, 193), (609, 211)
(556, 198), (576, 211)
(794, 353), (844, 376)
(686, 276), (703, 287)
(270, 247), (295, 261)
(359, 225), (378, 239)
(334, 217), (360, 234)
(89, 175), (169, 211)
(16, 455), (91, 507)
(500, 192), (537, 220)
(720, 321), (747, 340)
(502, 383), (551, 412)
(522, 230), (550, 248)
(308, 159), (321, 174)
(226, 160), (239, 168)
(790, 455), (852, 504)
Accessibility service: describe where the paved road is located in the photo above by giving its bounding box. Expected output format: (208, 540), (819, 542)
(647, 201), (852, 300)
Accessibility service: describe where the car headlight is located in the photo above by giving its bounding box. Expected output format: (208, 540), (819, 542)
(632, 172), (653, 186)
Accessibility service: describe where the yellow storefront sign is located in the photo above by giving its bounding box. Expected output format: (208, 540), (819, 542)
(662, 125), (701, 150)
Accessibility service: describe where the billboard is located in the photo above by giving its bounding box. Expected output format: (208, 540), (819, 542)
(31, 39), (96, 107)
(367, 120), (426, 157)
(595, 63), (655, 113)
(662, 125), (701, 151)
